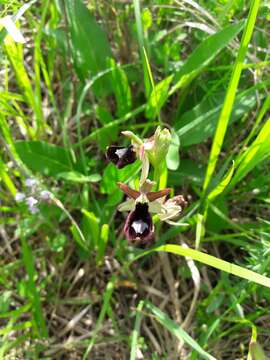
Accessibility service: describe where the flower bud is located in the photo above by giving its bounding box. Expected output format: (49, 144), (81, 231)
(146, 127), (171, 168)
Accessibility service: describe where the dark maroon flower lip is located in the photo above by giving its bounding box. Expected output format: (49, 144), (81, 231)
(124, 202), (154, 243)
(106, 145), (136, 169)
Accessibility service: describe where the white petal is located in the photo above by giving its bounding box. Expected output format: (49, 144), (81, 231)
(158, 204), (182, 221)
(148, 200), (162, 214)
(117, 198), (135, 212)
(26, 196), (38, 207)
(15, 192), (26, 202)
(0, 16), (25, 43)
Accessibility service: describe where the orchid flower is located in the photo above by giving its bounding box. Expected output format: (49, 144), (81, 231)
(106, 127), (187, 244)
(117, 180), (187, 244)
(107, 127), (171, 186)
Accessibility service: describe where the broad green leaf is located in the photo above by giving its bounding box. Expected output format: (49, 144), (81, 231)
(172, 21), (245, 91)
(0, 292), (12, 314)
(142, 8), (152, 31)
(144, 301), (216, 360)
(208, 161), (235, 201)
(65, 0), (112, 95)
(249, 342), (266, 360)
(100, 162), (140, 206)
(206, 198), (229, 234)
(166, 129), (180, 170)
(81, 209), (100, 250)
(15, 141), (73, 176)
(175, 87), (258, 146)
(101, 162), (140, 195)
(57, 171), (101, 183)
(145, 75), (173, 119)
(229, 117), (270, 189)
(97, 224), (109, 265)
(108, 58), (132, 117)
(168, 159), (205, 186)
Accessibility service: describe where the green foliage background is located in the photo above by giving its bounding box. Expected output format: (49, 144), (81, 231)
(0, 0), (270, 358)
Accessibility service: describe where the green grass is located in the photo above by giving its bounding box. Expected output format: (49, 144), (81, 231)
(0, 0), (270, 359)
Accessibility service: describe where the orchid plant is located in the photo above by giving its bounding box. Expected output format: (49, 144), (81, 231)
(107, 127), (187, 244)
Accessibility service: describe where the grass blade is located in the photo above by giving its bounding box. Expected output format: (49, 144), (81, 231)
(203, 0), (261, 194)
(20, 235), (48, 338)
(133, 0), (151, 96)
(131, 244), (270, 289)
(0, 155), (16, 195)
(170, 21), (245, 94)
(228, 117), (270, 190)
(207, 161), (235, 201)
(130, 300), (144, 360)
(144, 300), (216, 360)
(83, 275), (116, 359)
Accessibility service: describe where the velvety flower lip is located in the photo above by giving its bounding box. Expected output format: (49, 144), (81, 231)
(124, 202), (154, 243)
(106, 145), (136, 169)
(117, 181), (187, 226)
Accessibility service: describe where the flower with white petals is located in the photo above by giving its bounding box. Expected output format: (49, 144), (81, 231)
(26, 196), (38, 207)
(15, 192), (26, 202)
(40, 190), (51, 200)
(29, 206), (39, 214)
(25, 178), (38, 188)
(25, 196), (39, 214)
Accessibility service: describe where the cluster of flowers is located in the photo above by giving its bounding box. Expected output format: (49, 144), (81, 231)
(15, 178), (51, 214)
(106, 127), (187, 244)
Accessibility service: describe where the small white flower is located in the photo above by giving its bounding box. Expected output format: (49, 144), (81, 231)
(40, 190), (51, 200)
(26, 196), (38, 208)
(29, 206), (39, 214)
(25, 178), (38, 188)
(15, 192), (26, 202)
